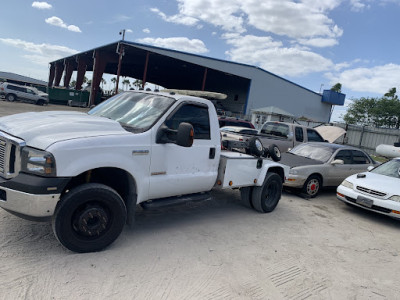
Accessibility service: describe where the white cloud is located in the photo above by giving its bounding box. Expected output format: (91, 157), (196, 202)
(349, 0), (370, 11)
(150, 7), (199, 26)
(0, 38), (78, 65)
(297, 37), (338, 47)
(32, 1), (52, 9)
(126, 29), (133, 33)
(45, 16), (82, 32)
(143, 28), (150, 33)
(152, 0), (343, 43)
(327, 64), (400, 94)
(224, 34), (333, 77)
(136, 37), (208, 54)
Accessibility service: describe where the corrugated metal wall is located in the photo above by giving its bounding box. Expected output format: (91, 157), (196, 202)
(333, 123), (400, 155)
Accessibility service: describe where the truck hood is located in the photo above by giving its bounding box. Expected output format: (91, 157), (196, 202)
(0, 111), (127, 149)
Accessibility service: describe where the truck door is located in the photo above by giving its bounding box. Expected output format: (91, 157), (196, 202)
(148, 102), (220, 199)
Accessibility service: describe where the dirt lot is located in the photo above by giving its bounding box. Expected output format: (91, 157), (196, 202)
(0, 101), (399, 299)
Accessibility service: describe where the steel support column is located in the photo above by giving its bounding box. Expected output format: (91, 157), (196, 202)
(48, 64), (55, 87)
(90, 50), (108, 106)
(142, 51), (149, 88)
(54, 62), (64, 86)
(63, 60), (74, 88)
(201, 67), (208, 91)
(75, 58), (87, 90)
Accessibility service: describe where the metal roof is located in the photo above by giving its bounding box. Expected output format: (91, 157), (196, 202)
(50, 40), (320, 96)
(0, 71), (47, 86)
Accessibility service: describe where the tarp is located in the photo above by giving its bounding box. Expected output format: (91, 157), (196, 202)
(314, 125), (346, 143)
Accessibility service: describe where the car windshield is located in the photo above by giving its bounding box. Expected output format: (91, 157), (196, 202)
(88, 92), (175, 132)
(370, 159), (400, 179)
(289, 144), (335, 162)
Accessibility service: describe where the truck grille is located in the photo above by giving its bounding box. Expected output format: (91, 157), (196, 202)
(0, 132), (25, 179)
(356, 186), (387, 197)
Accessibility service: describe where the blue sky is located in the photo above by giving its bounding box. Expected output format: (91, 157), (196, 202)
(1, 0), (399, 121)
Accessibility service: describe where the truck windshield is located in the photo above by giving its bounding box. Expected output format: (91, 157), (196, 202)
(88, 92), (175, 132)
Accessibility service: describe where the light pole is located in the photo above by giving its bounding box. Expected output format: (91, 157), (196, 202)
(115, 29), (126, 94)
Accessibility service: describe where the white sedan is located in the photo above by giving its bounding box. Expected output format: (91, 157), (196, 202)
(337, 157), (400, 219)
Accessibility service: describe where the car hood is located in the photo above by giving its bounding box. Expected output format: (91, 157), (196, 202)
(314, 125), (346, 143)
(0, 111), (127, 149)
(280, 152), (324, 168)
(347, 172), (400, 196)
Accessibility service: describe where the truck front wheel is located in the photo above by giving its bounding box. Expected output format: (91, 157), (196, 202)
(251, 173), (282, 213)
(52, 183), (127, 253)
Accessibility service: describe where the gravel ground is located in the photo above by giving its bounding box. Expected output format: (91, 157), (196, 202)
(0, 100), (399, 299)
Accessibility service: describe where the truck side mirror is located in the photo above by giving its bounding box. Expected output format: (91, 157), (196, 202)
(176, 122), (194, 147)
(156, 122), (194, 147)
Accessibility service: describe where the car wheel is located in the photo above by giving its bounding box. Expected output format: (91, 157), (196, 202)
(36, 99), (45, 106)
(251, 172), (282, 213)
(6, 94), (16, 102)
(240, 186), (254, 209)
(268, 144), (281, 161)
(52, 183), (127, 253)
(302, 175), (321, 198)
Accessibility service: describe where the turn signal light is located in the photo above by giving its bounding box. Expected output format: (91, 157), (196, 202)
(392, 210), (400, 215)
(229, 181), (233, 186)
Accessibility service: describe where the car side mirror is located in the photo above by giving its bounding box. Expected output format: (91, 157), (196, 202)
(331, 159), (344, 165)
(367, 165), (375, 171)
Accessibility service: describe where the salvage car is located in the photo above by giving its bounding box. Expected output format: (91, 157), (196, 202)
(337, 158), (400, 219)
(282, 143), (377, 197)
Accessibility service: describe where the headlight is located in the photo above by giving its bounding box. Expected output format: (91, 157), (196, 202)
(389, 195), (400, 203)
(341, 180), (353, 189)
(289, 169), (298, 175)
(21, 147), (56, 176)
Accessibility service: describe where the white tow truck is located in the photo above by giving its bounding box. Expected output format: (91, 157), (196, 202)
(0, 90), (288, 252)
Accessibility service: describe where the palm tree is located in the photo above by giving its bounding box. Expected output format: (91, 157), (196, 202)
(132, 79), (144, 89)
(122, 79), (130, 91)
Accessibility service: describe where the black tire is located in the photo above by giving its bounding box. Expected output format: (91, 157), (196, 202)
(52, 183), (127, 253)
(268, 144), (281, 161)
(248, 137), (264, 157)
(6, 94), (16, 102)
(251, 172), (282, 213)
(240, 187), (254, 209)
(302, 175), (321, 198)
(36, 99), (45, 106)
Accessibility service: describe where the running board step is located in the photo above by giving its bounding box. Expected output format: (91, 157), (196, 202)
(141, 192), (211, 210)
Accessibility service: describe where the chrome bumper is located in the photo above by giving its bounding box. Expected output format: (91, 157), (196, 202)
(0, 186), (60, 218)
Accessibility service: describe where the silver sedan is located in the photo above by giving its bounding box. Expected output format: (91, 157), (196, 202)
(282, 143), (378, 197)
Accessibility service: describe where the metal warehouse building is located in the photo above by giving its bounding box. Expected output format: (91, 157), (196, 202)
(48, 40), (344, 123)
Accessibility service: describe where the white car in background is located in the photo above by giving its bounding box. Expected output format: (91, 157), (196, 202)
(220, 126), (258, 142)
(337, 157), (400, 219)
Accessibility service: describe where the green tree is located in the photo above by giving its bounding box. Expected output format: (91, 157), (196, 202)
(330, 83), (342, 93)
(132, 79), (144, 89)
(343, 87), (400, 128)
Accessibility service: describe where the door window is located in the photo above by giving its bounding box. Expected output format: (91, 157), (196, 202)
(165, 104), (210, 139)
(351, 150), (370, 164)
(295, 127), (304, 142)
(335, 150), (352, 164)
(307, 129), (324, 142)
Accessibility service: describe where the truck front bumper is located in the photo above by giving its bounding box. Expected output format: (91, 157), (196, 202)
(0, 173), (69, 220)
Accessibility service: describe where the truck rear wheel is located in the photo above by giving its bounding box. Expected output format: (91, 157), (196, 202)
(251, 173), (282, 213)
(52, 183), (127, 253)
